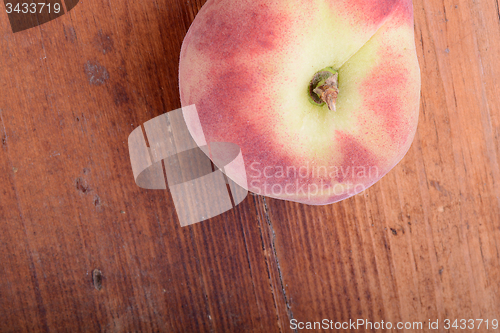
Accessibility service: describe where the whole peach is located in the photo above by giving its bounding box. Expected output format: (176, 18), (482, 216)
(179, 0), (420, 205)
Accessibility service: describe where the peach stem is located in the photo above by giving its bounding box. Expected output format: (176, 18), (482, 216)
(309, 68), (339, 112)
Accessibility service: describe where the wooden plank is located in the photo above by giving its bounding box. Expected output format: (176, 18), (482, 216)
(0, 0), (280, 331)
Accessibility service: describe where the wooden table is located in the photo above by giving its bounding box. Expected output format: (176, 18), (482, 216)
(1, 0), (500, 332)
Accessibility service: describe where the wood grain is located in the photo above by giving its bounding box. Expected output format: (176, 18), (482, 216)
(1, 0), (500, 332)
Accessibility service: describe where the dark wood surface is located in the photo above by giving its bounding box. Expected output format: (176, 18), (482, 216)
(2, 0), (500, 332)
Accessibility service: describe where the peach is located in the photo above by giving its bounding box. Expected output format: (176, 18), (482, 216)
(179, 0), (420, 205)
